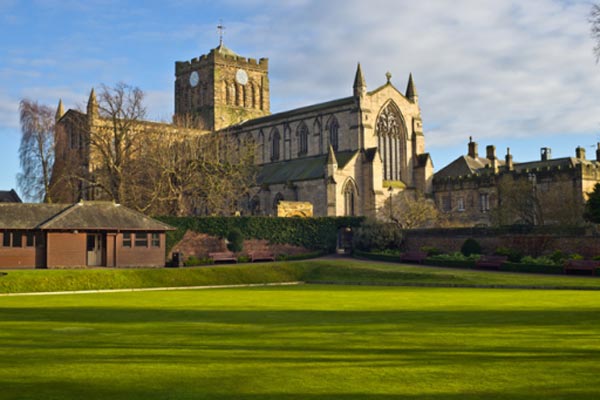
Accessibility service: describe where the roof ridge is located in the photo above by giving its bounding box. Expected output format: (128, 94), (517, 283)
(37, 203), (80, 229)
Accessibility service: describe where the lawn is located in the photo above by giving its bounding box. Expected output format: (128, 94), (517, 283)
(1, 285), (600, 399)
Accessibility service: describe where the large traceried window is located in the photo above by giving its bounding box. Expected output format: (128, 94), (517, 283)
(376, 101), (407, 182)
(297, 122), (309, 156)
(271, 128), (281, 161)
(327, 116), (339, 151)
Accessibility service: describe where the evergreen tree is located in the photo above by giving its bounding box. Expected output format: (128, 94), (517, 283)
(584, 183), (600, 223)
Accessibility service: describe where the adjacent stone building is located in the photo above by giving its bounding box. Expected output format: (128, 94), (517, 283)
(52, 42), (434, 217)
(433, 138), (600, 226)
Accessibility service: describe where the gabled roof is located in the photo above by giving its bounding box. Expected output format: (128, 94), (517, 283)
(257, 150), (358, 185)
(434, 155), (506, 179)
(0, 202), (174, 231)
(0, 189), (22, 203)
(0, 204), (71, 229)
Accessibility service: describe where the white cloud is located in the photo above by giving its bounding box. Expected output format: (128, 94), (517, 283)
(0, 95), (19, 130)
(218, 0), (600, 149)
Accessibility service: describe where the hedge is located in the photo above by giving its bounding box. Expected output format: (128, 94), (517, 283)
(157, 216), (364, 254)
(499, 262), (564, 275)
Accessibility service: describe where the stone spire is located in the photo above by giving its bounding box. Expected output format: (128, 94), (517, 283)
(87, 88), (98, 119)
(405, 73), (418, 103)
(55, 99), (65, 123)
(353, 62), (367, 97)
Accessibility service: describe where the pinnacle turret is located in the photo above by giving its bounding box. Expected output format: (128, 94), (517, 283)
(353, 63), (367, 97)
(56, 99), (65, 122)
(405, 73), (418, 103)
(87, 88), (98, 119)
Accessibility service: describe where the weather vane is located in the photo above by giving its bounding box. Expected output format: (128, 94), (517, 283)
(217, 20), (225, 46)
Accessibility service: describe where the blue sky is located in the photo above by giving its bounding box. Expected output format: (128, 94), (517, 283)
(1, 0), (600, 198)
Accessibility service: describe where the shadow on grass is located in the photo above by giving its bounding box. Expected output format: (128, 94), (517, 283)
(2, 307), (600, 327)
(3, 379), (600, 400)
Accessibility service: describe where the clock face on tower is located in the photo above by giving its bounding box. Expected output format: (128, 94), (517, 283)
(235, 69), (248, 85)
(189, 71), (199, 87)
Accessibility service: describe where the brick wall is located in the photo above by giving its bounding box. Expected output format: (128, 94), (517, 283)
(404, 228), (600, 258)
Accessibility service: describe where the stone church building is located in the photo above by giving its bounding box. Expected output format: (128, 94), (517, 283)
(53, 42), (433, 218)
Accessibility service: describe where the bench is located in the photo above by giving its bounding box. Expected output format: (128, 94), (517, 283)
(400, 251), (428, 264)
(564, 260), (600, 276)
(475, 255), (508, 269)
(249, 251), (276, 262)
(208, 252), (238, 264)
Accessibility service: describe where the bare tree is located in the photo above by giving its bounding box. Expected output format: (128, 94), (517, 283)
(17, 100), (56, 202)
(491, 174), (584, 227)
(135, 128), (257, 216)
(89, 82), (146, 205)
(380, 190), (440, 229)
(591, 3), (600, 62)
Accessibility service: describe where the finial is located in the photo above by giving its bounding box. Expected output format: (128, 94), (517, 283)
(385, 71), (392, 83)
(469, 136), (473, 143)
(217, 20), (226, 46)
(507, 147), (511, 155)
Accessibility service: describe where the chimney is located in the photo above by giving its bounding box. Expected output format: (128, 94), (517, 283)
(468, 136), (478, 158)
(505, 147), (513, 171)
(596, 143), (600, 162)
(486, 145), (498, 173)
(540, 147), (551, 161)
(576, 146), (586, 160)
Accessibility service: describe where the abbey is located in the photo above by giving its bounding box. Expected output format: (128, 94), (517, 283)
(179, 44), (432, 217)
(53, 42), (434, 217)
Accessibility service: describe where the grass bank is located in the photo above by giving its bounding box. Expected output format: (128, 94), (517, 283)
(2, 259), (600, 294)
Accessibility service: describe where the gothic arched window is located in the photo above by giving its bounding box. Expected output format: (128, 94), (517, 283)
(271, 128), (281, 161)
(258, 130), (265, 163)
(273, 192), (284, 215)
(327, 116), (339, 151)
(297, 122), (309, 156)
(283, 124), (292, 160)
(343, 179), (357, 216)
(376, 101), (407, 182)
(250, 195), (261, 215)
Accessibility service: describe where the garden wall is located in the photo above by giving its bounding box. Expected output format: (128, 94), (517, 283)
(404, 227), (600, 258)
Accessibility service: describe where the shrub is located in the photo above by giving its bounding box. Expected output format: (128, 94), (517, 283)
(549, 250), (567, 264)
(593, 255), (600, 261)
(568, 253), (584, 260)
(494, 247), (523, 263)
(352, 219), (403, 252)
(461, 238), (481, 257)
(520, 256), (557, 266)
(421, 246), (443, 256)
(237, 255), (250, 263)
(184, 256), (213, 267)
(227, 229), (244, 253)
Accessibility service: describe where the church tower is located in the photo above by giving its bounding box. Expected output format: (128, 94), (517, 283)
(174, 42), (270, 131)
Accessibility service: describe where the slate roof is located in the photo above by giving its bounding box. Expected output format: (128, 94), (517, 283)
(0, 189), (22, 203)
(257, 150), (358, 185)
(0, 202), (174, 231)
(434, 155), (506, 179)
